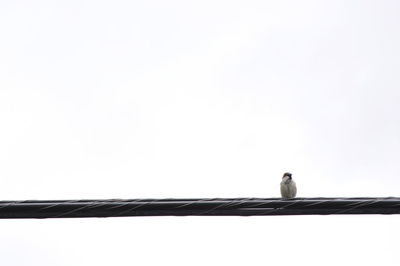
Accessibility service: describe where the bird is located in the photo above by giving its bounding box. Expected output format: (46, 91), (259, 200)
(280, 172), (297, 199)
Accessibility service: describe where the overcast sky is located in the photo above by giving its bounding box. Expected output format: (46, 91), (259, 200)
(1, 1), (400, 265)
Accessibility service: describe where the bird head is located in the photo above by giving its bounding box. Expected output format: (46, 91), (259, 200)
(282, 172), (292, 183)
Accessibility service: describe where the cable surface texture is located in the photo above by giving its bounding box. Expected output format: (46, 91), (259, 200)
(0, 197), (399, 219)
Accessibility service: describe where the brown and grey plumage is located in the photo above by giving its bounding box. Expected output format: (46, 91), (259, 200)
(280, 172), (297, 199)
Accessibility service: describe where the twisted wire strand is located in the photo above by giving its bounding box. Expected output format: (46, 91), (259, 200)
(0, 197), (399, 219)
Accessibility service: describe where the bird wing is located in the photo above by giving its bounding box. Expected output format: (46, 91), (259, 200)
(291, 181), (297, 197)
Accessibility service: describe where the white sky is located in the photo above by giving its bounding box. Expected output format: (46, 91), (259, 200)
(1, 0), (400, 265)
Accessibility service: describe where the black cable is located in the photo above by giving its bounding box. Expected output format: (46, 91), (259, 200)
(0, 197), (399, 219)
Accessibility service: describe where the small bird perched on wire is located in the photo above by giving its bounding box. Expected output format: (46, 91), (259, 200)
(280, 172), (297, 199)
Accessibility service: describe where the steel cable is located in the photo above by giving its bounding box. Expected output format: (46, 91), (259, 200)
(0, 197), (399, 219)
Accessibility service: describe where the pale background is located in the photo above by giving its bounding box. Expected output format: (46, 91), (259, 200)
(0, 1), (399, 265)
